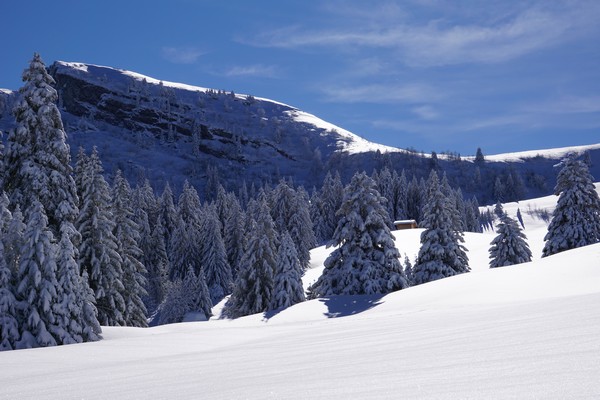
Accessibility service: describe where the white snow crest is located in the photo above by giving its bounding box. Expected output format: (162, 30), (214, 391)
(465, 143), (600, 163)
(286, 109), (402, 154)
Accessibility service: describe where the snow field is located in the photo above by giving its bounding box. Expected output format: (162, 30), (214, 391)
(1, 188), (599, 399)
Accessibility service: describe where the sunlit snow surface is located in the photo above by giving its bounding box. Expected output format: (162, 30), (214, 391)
(2, 189), (600, 399)
(464, 143), (600, 163)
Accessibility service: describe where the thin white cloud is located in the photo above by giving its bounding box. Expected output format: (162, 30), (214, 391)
(242, 2), (599, 67)
(411, 105), (439, 120)
(223, 64), (280, 78)
(520, 95), (600, 115)
(319, 83), (444, 104)
(161, 47), (204, 64)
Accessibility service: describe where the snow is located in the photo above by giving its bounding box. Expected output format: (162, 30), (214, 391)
(2, 188), (600, 399)
(464, 143), (600, 163)
(287, 109), (402, 155)
(0, 88), (13, 95)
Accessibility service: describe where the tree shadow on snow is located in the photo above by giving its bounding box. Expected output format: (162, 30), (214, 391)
(319, 294), (385, 318)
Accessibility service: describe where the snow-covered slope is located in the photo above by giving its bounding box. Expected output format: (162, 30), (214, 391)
(464, 143), (600, 163)
(2, 190), (599, 399)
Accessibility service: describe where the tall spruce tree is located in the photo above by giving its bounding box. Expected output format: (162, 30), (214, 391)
(413, 170), (469, 285)
(270, 232), (305, 310)
(55, 230), (102, 343)
(223, 194), (246, 279)
(0, 201), (20, 350)
(542, 155), (600, 257)
(224, 198), (278, 318)
(489, 213), (532, 268)
(200, 204), (233, 305)
(0, 241), (20, 350)
(16, 200), (62, 348)
(144, 218), (169, 313)
(5, 53), (79, 235)
(76, 148), (126, 326)
(112, 170), (148, 327)
(308, 172), (407, 298)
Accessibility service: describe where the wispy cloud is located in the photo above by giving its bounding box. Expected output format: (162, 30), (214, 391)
(223, 64), (280, 78)
(319, 83), (444, 104)
(242, 2), (599, 67)
(161, 46), (204, 64)
(520, 95), (600, 115)
(411, 105), (439, 120)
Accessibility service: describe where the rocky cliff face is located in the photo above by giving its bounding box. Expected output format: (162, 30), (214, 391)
(46, 61), (363, 191)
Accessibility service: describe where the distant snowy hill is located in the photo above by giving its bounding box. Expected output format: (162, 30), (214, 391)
(2, 189), (599, 399)
(1, 61), (599, 201)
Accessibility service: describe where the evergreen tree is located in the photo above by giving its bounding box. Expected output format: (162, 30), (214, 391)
(158, 281), (187, 325)
(270, 232), (305, 310)
(413, 171), (470, 285)
(0, 208), (20, 350)
(403, 254), (414, 287)
(157, 182), (177, 254)
(185, 265), (213, 320)
(542, 155), (600, 257)
(308, 172), (407, 298)
(55, 230), (102, 343)
(16, 200), (61, 348)
(489, 213), (532, 268)
(311, 172), (344, 244)
(3, 204), (25, 276)
(475, 147), (485, 163)
(144, 218), (169, 313)
(112, 171), (148, 327)
(5, 53), (79, 234)
(170, 181), (203, 279)
(159, 265), (213, 324)
(223, 194), (246, 279)
(77, 148), (126, 326)
(201, 204), (233, 305)
(392, 170), (409, 220)
(224, 199), (278, 318)
(134, 179), (158, 229)
(272, 181), (315, 271)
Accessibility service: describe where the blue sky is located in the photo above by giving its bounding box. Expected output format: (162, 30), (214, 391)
(1, 0), (599, 156)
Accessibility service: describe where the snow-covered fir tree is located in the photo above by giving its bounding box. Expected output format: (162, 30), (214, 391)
(403, 254), (414, 287)
(159, 265), (213, 325)
(5, 53), (79, 235)
(542, 154), (600, 257)
(270, 232), (305, 311)
(186, 265), (213, 321)
(112, 170), (148, 327)
(169, 181), (203, 280)
(200, 204), (233, 305)
(2, 204), (25, 276)
(76, 148), (126, 326)
(489, 213), (532, 268)
(223, 194), (246, 279)
(55, 230), (102, 343)
(0, 200), (20, 350)
(144, 218), (169, 314)
(16, 200), (62, 348)
(223, 198), (278, 318)
(271, 180), (315, 271)
(157, 182), (177, 254)
(413, 170), (469, 285)
(311, 171), (344, 244)
(308, 172), (407, 298)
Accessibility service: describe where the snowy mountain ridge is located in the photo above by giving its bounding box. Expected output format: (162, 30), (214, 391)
(464, 142), (600, 163)
(1, 60), (600, 202)
(51, 61), (396, 155)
